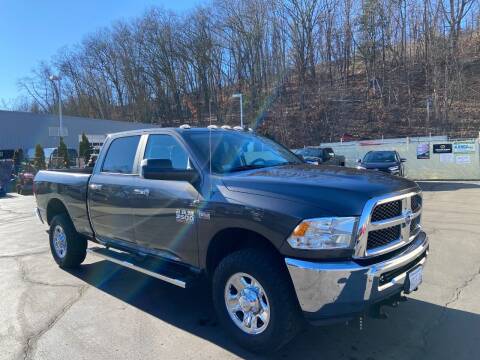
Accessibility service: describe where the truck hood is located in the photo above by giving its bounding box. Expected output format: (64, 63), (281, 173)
(222, 164), (418, 216)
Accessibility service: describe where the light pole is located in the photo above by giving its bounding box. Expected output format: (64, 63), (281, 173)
(209, 99), (212, 126)
(232, 93), (243, 128)
(49, 75), (63, 137)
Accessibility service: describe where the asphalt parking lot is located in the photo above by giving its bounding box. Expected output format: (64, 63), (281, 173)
(0, 182), (479, 360)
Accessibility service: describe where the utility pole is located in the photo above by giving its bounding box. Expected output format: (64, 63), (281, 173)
(232, 93), (243, 128)
(209, 99), (212, 126)
(49, 75), (63, 137)
(426, 96), (431, 135)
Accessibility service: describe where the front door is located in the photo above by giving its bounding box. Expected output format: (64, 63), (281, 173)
(130, 133), (199, 265)
(88, 135), (141, 244)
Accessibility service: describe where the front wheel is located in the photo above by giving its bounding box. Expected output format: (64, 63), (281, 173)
(212, 249), (302, 353)
(49, 214), (87, 268)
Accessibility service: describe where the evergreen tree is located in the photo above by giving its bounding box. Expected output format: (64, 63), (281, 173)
(57, 137), (70, 168)
(13, 148), (24, 166)
(33, 144), (46, 170)
(79, 133), (93, 163)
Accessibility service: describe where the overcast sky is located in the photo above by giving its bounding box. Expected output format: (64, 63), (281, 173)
(0, 0), (202, 109)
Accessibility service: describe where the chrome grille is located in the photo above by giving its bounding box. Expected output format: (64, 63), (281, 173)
(371, 200), (402, 222)
(367, 225), (401, 249)
(355, 192), (423, 258)
(410, 215), (421, 233)
(411, 195), (422, 212)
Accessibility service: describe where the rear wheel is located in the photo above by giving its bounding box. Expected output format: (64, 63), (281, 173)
(212, 248), (302, 353)
(49, 214), (87, 268)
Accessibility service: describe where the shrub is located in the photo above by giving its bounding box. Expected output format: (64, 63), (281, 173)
(33, 144), (46, 170)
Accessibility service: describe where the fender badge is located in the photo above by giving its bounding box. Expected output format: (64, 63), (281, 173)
(176, 209), (195, 224)
(198, 210), (211, 221)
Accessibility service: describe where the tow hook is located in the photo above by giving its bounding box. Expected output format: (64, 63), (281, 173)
(356, 294), (408, 330)
(370, 294), (407, 320)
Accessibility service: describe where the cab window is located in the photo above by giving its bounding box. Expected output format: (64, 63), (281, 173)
(102, 136), (141, 174)
(144, 134), (190, 170)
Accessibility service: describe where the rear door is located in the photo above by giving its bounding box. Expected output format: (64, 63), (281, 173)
(130, 133), (200, 265)
(88, 135), (141, 244)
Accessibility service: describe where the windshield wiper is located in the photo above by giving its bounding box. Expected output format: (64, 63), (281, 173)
(227, 164), (268, 173)
(227, 161), (300, 173)
(269, 161), (299, 167)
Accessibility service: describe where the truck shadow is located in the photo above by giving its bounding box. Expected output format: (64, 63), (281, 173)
(417, 181), (480, 192)
(68, 261), (479, 360)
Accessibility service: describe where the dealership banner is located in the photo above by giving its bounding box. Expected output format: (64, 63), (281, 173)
(417, 143), (430, 159)
(453, 142), (475, 153)
(433, 144), (452, 154)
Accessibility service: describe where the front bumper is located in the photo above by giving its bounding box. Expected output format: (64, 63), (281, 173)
(34, 206), (45, 224)
(285, 231), (428, 322)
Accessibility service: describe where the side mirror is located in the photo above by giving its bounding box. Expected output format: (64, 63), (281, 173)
(141, 159), (199, 183)
(357, 158), (362, 164)
(400, 158), (407, 163)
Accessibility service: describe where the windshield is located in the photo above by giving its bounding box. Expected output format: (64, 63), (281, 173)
(363, 151), (397, 163)
(183, 131), (302, 174)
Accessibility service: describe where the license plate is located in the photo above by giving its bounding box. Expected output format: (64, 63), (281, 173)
(407, 266), (423, 293)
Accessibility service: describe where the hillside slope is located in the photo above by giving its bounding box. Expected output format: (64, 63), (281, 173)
(258, 57), (480, 148)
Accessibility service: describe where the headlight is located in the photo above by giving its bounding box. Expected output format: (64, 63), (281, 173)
(356, 165), (366, 170)
(287, 217), (357, 250)
(388, 166), (399, 171)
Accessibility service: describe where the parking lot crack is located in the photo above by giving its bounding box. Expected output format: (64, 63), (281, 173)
(0, 249), (49, 259)
(418, 265), (480, 357)
(20, 285), (88, 360)
(16, 257), (81, 288)
(444, 265), (480, 307)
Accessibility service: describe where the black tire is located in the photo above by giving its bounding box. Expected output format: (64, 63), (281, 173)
(49, 214), (87, 268)
(212, 248), (302, 353)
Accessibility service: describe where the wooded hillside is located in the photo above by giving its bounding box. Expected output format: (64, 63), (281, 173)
(17, 0), (480, 147)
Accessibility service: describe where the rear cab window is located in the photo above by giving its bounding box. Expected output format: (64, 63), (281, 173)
(102, 135), (141, 174)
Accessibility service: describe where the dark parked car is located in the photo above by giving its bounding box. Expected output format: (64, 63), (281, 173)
(357, 150), (406, 177)
(15, 164), (37, 195)
(0, 159), (14, 196)
(34, 128), (427, 353)
(294, 147), (345, 166)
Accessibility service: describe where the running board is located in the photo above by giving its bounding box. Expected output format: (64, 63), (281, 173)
(87, 247), (187, 288)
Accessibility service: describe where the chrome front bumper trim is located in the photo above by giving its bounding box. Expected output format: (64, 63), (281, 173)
(285, 231), (428, 315)
(34, 207), (44, 224)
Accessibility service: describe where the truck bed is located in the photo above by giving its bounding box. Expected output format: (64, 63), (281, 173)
(34, 169), (93, 237)
(45, 167), (94, 174)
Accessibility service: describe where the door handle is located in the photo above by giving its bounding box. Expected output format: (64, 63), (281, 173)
(133, 188), (150, 196)
(89, 183), (103, 191)
(190, 199), (201, 207)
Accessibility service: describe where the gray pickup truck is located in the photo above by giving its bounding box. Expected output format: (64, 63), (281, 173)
(34, 127), (428, 353)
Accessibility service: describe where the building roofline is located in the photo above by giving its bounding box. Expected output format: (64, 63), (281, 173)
(0, 110), (158, 126)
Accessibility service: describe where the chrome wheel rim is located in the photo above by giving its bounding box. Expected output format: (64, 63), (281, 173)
(224, 272), (270, 335)
(53, 225), (67, 259)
